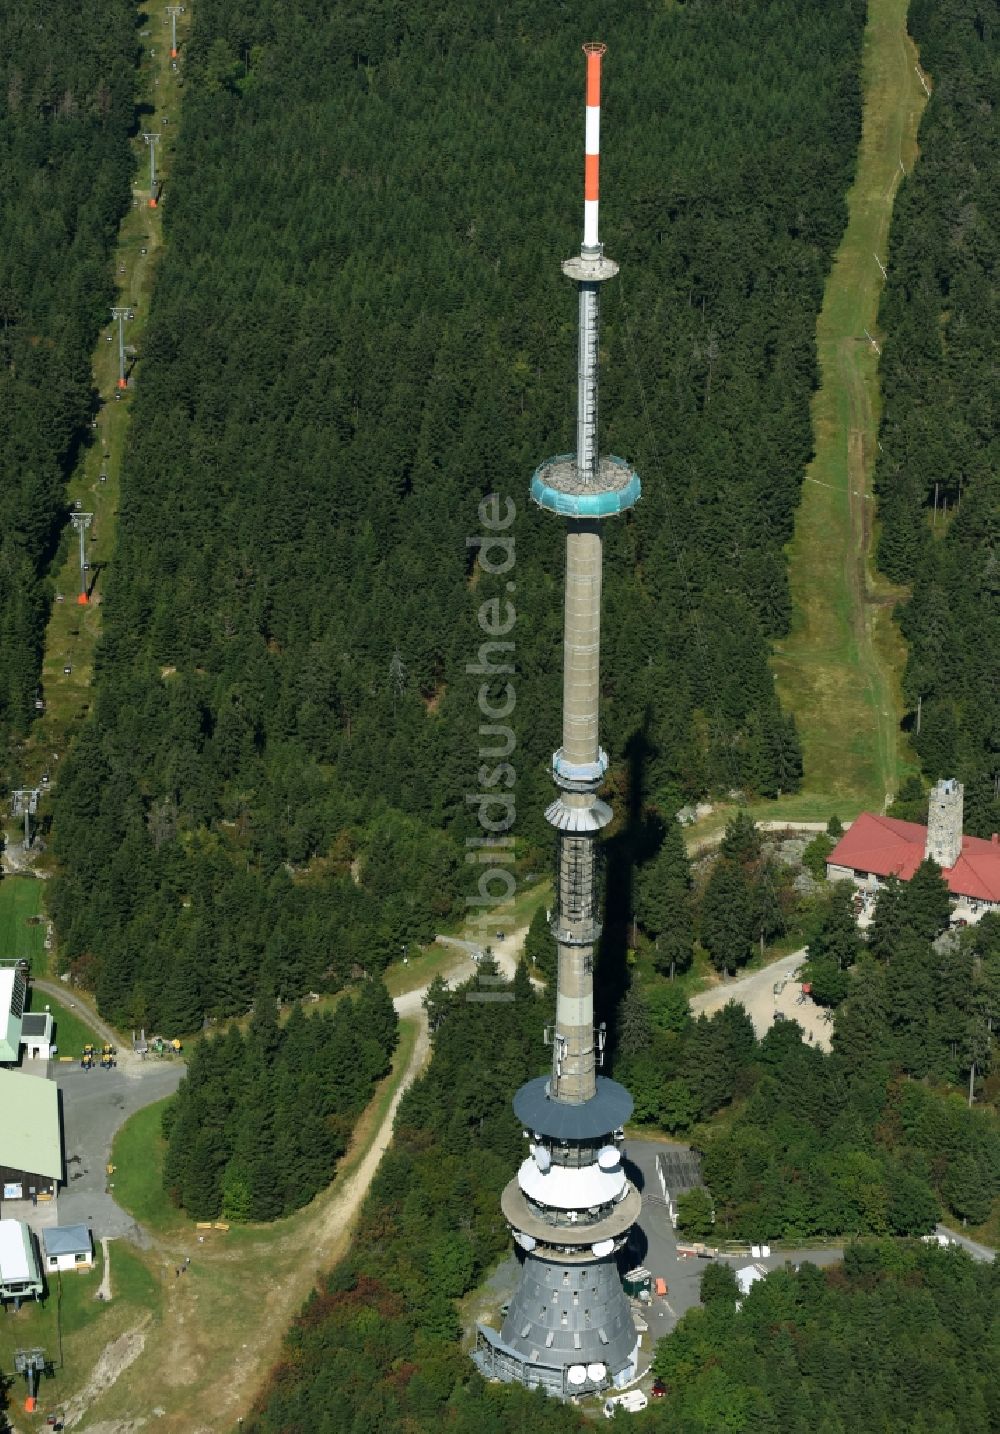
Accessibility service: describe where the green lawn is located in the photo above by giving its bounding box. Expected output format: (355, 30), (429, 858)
(0, 1240), (161, 1430)
(111, 1097), (188, 1236)
(770, 0), (927, 815)
(25, 990), (105, 1062)
(0, 877), (47, 969)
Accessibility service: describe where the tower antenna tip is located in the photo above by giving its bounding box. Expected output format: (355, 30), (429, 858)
(582, 41), (607, 56)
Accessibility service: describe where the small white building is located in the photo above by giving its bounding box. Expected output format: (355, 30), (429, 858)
(42, 1224), (94, 1273)
(19, 1011), (54, 1061)
(735, 1263), (767, 1306)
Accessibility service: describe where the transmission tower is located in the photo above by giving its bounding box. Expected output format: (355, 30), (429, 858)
(70, 511), (94, 604)
(143, 131), (161, 208)
(472, 43), (642, 1399)
(111, 306), (134, 391)
(12, 789), (41, 850)
(165, 5), (185, 58)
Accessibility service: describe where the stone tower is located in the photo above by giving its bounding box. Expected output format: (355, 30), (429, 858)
(472, 42), (641, 1400)
(925, 777), (964, 869)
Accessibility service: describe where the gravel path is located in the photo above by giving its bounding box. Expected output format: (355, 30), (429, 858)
(689, 949), (833, 1051)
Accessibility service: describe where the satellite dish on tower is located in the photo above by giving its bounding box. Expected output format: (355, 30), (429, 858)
(567, 1365), (588, 1387)
(591, 1238), (614, 1257)
(597, 1145), (620, 1171)
(534, 1144), (552, 1173)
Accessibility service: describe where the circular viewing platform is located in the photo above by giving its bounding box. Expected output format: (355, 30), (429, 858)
(501, 1177), (641, 1250)
(530, 455), (641, 519)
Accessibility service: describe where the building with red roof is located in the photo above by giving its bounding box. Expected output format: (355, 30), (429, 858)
(827, 779), (1000, 924)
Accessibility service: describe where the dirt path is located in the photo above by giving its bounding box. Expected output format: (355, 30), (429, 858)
(198, 1008), (433, 1433)
(32, 978), (128, 1058)
(75, 920), (538, 1430)
(77, 997), (431, 1431)
(96, 1238), (113, 1301)
(770, 0), (927, 813)
(62, 1320), (151, 1430)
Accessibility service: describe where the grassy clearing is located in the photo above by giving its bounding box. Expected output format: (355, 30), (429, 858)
(0, 877), (47, 968)
(0, 1241), (161, 1431)
(16, 12), (186, 807)
(108, 1093), (206, 1235)
(769, 0), (927, 816)
(382, 878), (551, 999)
(85, 1014), (423, 1431)
(111, 1097), (188, 1235)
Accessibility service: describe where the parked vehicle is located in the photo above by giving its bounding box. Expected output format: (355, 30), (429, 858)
(603, 1390), (648, 1418)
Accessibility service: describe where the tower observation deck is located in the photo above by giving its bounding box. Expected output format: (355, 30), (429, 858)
(473, 43), (642, 1400)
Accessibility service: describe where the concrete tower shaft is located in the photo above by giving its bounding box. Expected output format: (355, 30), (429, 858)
(562, 522), (603, 768)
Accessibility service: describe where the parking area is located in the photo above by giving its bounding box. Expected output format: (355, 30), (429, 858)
(49, 1058), (183, 1237)
(624, 1137), (706, 1367)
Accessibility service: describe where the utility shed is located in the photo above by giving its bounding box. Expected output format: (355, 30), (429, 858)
(0, 1068), (62, 1202)
(735, 1264), (766, 1299)
(42, 1224), (93, 1272)
(20, 1011), (54, 1061)
(0, 962), (27, 1063)
(0, 1218), (43, 1303)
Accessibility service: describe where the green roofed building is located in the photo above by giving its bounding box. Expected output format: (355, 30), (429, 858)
(0, 961), (27, 1064)
(0, 1069), (62, 1205)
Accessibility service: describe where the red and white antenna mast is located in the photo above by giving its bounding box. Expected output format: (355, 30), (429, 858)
(582, 41), (605, 253)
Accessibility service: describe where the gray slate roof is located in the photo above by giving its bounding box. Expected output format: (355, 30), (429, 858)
(42, 1224), (92, 1258)
(512, 1076), (633, 1141)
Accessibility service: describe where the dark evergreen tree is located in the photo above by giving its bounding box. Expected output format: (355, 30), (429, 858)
(635, 816), (695, 980)
(701, 859), (753, 976)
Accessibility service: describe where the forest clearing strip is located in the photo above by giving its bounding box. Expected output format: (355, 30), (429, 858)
(19, 6), (190, 805)
(769, 0), (927, 815)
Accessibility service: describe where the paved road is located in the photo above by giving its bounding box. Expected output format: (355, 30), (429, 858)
(625, 1136), (995, 1378)
(936, 1224), (996, 1263)
(624, 1137), (705, 1364)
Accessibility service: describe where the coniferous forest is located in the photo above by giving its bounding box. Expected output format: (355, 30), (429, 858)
(0, 1), (135, 744)
(874, 0), (999, 836)
(245, 944), (1000, 1431)
(46, 0), (867, 1028)
(163, 978), (397, 1220)
(648, 1245), (1000, 1432)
